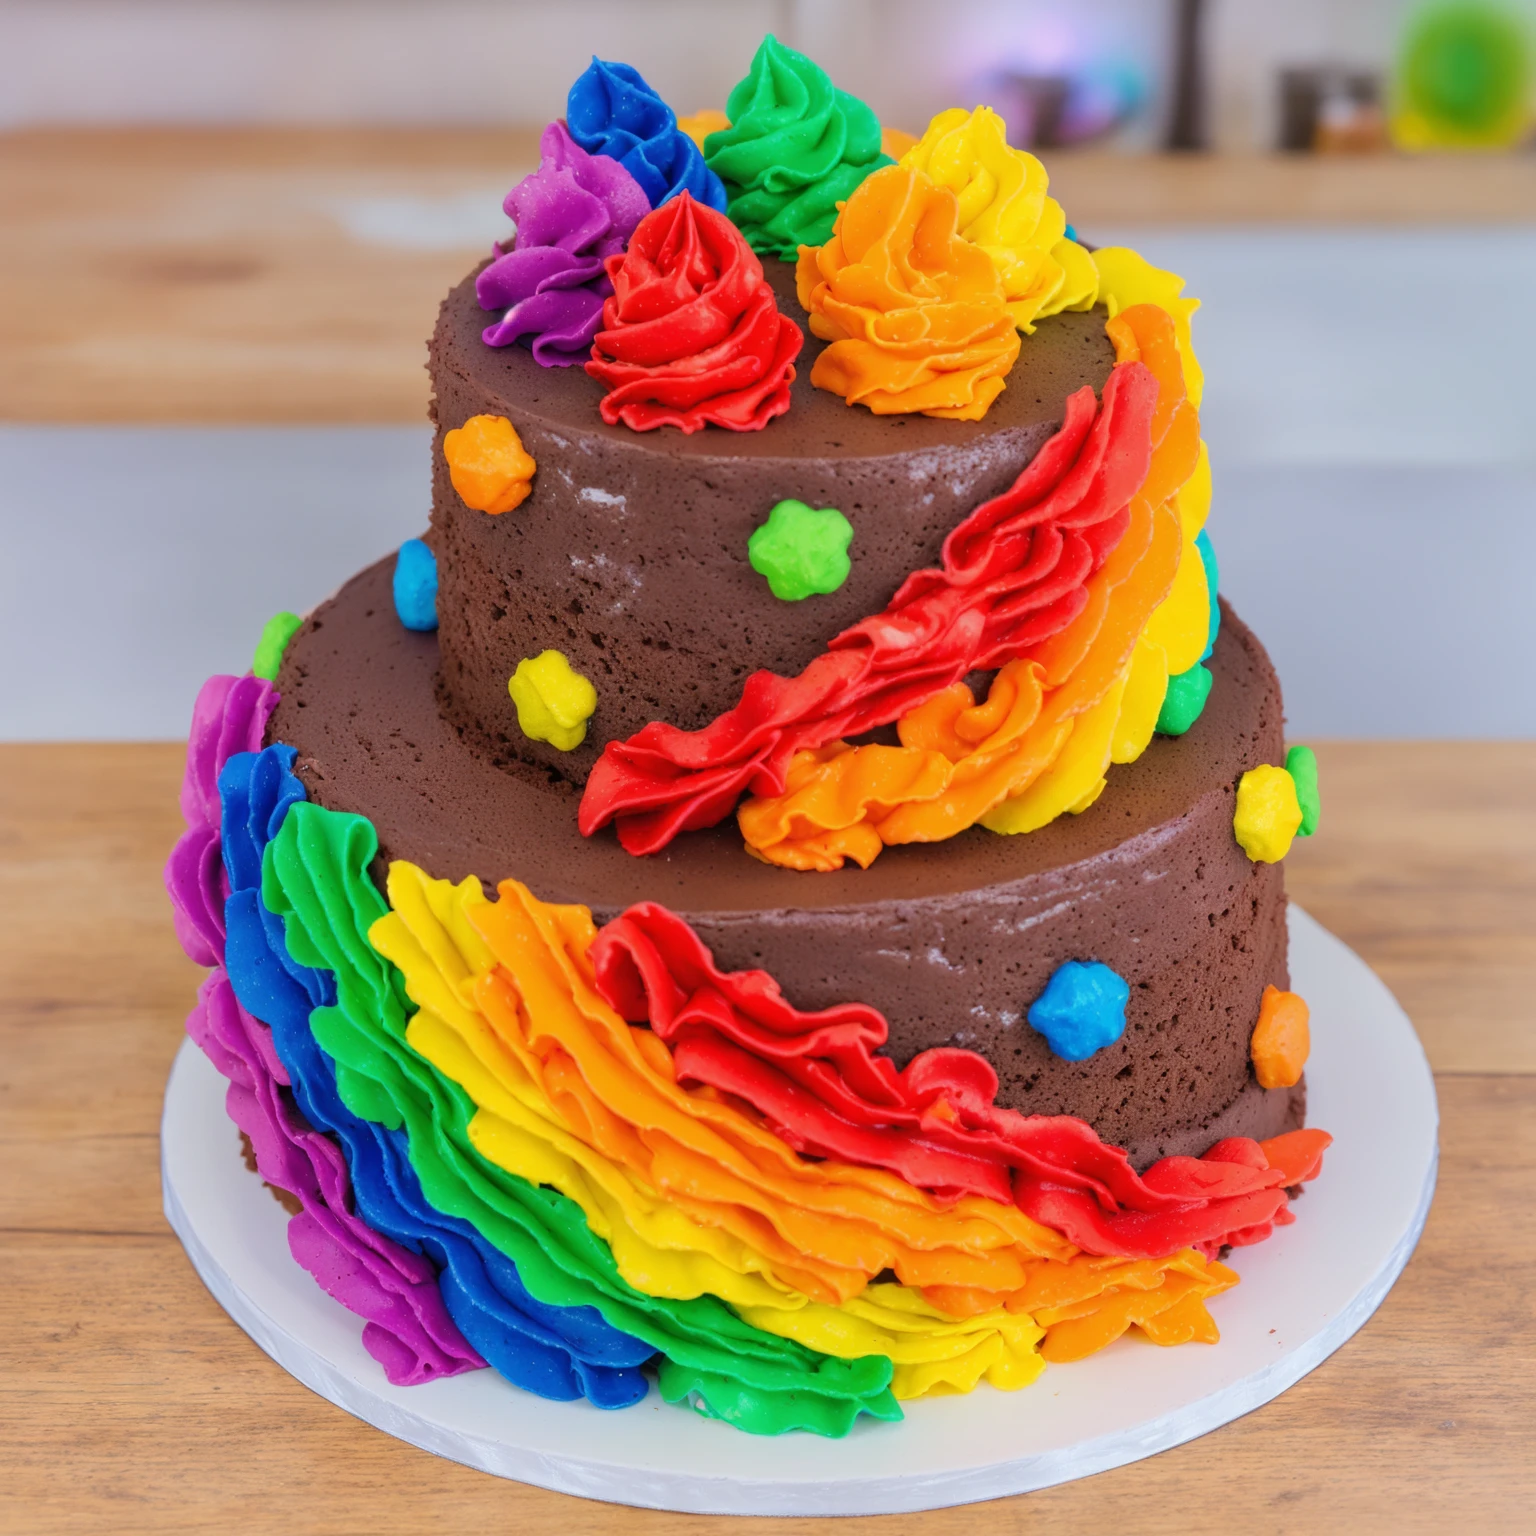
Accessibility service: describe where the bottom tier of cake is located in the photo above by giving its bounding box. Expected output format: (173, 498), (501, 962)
(268, 557), (1302, 1166)
(168, 633), (1330, 1435)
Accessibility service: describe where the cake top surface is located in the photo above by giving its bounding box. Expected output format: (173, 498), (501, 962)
(271, 565), (1276, 919)
(438, 259), (1118, 467)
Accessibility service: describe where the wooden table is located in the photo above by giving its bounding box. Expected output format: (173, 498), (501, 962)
(3, 741), (1533, 1533)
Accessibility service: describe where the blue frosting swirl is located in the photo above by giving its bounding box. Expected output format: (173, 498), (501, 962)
(218, 745), (654, 1407)
(567, 57), (728, 212)
(1195, 528), (1220, 662)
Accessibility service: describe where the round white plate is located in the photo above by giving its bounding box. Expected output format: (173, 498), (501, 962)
(161, 905), (1437, 1516)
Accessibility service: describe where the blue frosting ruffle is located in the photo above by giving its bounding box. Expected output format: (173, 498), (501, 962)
(218, 744), (654, 1407)
(567, 57), (728, 212)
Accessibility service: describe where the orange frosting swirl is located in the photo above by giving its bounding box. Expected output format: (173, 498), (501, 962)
(795, 164), (1021, 421)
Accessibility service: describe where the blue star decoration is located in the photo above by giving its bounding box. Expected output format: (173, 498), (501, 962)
(1027, 960), (1130, 1061)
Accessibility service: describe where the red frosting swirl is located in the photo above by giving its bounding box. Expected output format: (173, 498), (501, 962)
(589, 900), (1333, 1261)
(584, 191), (803, 432)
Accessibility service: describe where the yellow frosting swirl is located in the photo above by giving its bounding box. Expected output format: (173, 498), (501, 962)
(795, 164), (1021, 420)
(899, 107), (1098, 332)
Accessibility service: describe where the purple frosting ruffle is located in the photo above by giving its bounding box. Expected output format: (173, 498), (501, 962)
(166, 674), (269, 966)
(476, 120), (649, 366)
(165, 673), (482, 1386)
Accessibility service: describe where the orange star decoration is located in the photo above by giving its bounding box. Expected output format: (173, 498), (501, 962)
(442, 414), (537, 514)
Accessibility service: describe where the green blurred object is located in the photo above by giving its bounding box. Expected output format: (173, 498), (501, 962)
(1394, 2), (1532, 149)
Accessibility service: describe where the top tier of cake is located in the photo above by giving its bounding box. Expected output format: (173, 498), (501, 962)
(428, 259), (1116, 787)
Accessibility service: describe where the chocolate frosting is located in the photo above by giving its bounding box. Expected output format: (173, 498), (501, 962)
(270, 568), (1299, 1169)
(427, 259), (1119, 786)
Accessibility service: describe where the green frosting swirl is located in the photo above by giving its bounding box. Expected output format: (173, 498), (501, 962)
(704, 34), (891, 261)
(260, 800), (900, 1436)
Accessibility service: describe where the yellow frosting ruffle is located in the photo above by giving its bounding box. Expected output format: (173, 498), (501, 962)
(1106, 306), (1209, 679)
(741, 1283), (1046, 1399)
(1091, 247), (1204, 410)
(368, 863), (1237, 1394)
(899, 106), (1098, 331)
(1094, 252), (1213, 667)
(740, 300), (1203, 868)
(795, 164), (1021, 420)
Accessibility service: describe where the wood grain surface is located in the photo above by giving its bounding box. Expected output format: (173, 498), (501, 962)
(2, 740), (1532, 1534)
(5, 128), (1535, 424)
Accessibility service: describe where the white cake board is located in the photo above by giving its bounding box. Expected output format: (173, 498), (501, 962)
(161, 905), (1437, 1516)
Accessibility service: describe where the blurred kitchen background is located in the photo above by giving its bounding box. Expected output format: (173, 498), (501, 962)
(3, 0), (1534, 739)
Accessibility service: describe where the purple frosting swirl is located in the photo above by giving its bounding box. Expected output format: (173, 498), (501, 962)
(477, 120), (649, 366)
(165, 673), (483, 1386)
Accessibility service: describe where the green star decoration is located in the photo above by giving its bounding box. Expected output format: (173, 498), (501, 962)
(747, 499), (854, 601)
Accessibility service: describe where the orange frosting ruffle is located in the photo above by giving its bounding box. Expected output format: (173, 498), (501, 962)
(794, 164), (1021, 421)
(740, 303), (1202, 869)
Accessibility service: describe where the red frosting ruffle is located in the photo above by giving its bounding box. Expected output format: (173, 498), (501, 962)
(590, 900), (1332, 1261)
(578, 360), (1158, 854)
(584, 191), (802, 433)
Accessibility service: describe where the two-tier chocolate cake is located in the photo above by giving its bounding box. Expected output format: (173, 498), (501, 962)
(168, 36), (1329, 1436)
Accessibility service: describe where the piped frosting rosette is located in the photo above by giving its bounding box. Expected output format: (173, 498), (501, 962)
(568, 57), (728, 212)
(477, 121), (650, 366)
(897, 105), (1100, 333)
(584, 192), (803, 432)
(703, 34), (892, 261)
(795, 164), (1022, 421)
(170, 657), (1328, 1436)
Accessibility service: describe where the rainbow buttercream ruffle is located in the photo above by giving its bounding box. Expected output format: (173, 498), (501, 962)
(368, 865), (1248, 1382)
(219, 743), (656, 1407)
(165, 677), (483, 1387)
(168, 673), (1327, 1436)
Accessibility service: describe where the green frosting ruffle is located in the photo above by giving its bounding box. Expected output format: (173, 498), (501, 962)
(260, 800), (901, 1436)
(704, 34), (891, 261)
